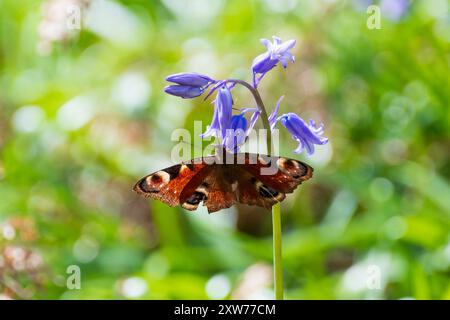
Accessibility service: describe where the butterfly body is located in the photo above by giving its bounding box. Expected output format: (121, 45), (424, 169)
(134, 151), (313, 213)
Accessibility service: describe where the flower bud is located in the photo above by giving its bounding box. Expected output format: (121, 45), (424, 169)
(166, 73), (215, 87)
(164, 85), (203, 99)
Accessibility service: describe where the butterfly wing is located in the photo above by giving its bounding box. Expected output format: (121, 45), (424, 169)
(241, 154), (313, 193)
(235, 168), (286, 209)
(179, 165), (237, 213)
(133, 158), (213, 207)
(176, 154), (313, 212)
(134, 156), (237, 213)
(235, 154), (313, 208)
(134, 153), (313, 213)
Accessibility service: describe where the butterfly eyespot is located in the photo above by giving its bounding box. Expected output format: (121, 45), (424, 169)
(163, 164), (182, 180)
(186, 191), (207, 205)
(277, 158), (307, 179)
(153, 171), (171, 183)
(150, 175), (162, 183)
(258, 185), (280, 198)
(284, 159), (295, 166)
(139, 179), (159, 193)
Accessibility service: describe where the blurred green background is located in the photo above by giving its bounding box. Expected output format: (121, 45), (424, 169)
(0, 0), (449, 300)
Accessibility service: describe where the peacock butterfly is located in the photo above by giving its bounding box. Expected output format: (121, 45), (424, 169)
(133, 149), (313, 213)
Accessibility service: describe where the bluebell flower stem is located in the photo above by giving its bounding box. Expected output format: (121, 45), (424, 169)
(272, 202), (283, 299)
(226, 78), (283, 300)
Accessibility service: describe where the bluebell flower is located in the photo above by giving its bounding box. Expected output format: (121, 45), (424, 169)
(252, 36), (296, 87)
(166, 72), (215, 87)
(164, 85), (204, 99)
(165, 72), (215, 98)
(201, 86), (233, 139)
(201, 89), (262, 152)
(278, 113), (328, 155)
(223, 107), (262, 152)
(223, 114), (248, 152)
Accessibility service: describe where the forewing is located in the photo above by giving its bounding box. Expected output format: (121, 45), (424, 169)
(241, 154), (313, 194)
(133, 159), (213, 207)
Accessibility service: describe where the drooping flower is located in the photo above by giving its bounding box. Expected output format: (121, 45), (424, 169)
(166, 72), (215, 87)
(164, 85), (204, 99)
(221, 108), (261, 152)
(165, 72), (216, 98)
(223, 114), (248, 152)
(252, 36), (296, 87)
(201, 86), (233, 139)
(163, 36), (328, 157)
(278, 113), (328, 155)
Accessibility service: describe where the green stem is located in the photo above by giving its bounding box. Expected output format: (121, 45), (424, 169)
(226, 79), (283, 300)
(272, 202), (283, 299)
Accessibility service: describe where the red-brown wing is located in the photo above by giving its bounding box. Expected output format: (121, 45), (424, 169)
(133, 159), (213, 207)
(179, 166), (237, 213)
(235, 168), (286, 209)
(177, 153), (313, 212)
(134, 153), (313, 213)
(240, 154), (313, 194)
